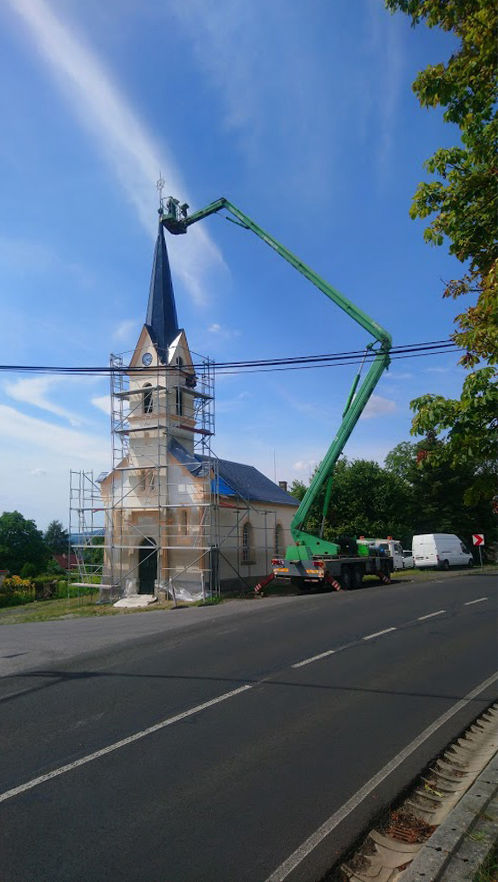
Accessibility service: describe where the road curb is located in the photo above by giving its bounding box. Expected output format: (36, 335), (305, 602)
(401, 751), (498, 882)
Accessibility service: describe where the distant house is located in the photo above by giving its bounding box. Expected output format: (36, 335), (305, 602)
(97, 222), (298, 601)
(53, 553), (79, 571)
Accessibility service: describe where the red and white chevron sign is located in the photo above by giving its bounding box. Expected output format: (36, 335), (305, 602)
(472, 533), (485, 546)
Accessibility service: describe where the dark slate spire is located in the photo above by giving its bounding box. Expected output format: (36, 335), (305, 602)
(145, 223), (179, 360)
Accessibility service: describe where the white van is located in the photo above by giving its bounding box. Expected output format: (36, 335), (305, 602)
(412, 533), (474, 570)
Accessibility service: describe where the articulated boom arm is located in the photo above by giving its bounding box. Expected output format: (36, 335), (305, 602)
(161, 197), (392, 556)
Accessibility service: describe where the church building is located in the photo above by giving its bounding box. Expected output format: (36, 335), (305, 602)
(97, 221), (298, 602)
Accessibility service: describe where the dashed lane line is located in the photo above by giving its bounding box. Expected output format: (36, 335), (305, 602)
(465, 597), (488, 606)
(264, 670), (498, 882)
(0, 683), (254, 804)
(362, 627), (396, 641)
(418, 610), (446, 620)
(292, 649), (335, 669)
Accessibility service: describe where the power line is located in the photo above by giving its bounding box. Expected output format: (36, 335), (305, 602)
(0, 339), (460, 377)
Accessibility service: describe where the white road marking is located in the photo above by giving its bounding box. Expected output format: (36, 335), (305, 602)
(363, 627), (396, 641)
(292, 650), (335, 669)
(465, 597), (488, 606)
(418, 610), (446, 620)
(265, 670), (498, 882)
(0, 683), (253, 804)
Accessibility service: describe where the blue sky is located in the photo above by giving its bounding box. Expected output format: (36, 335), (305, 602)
(1, 0), (467, 529)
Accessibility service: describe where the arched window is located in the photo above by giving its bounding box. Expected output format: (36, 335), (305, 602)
(175, 386), (183, 416)
(274, 523), (284, 556)
(175, 357), (183, 415)
(143, 383), (153, 414)
(242, 521), (253, 564)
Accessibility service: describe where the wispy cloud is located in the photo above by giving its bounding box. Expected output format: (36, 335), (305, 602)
(360, 394), (396, 420)
(0, 403), (106, 462)
(7, 0), (224, 304)
(366, 3), (405, 175)
(113, 319), (139, 343)
(91, 395), (111, 415)
(207, 322), (241, 339)
(4, 376), (84, 426)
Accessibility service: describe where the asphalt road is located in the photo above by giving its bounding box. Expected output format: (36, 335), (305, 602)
(0, 573), (496, 882)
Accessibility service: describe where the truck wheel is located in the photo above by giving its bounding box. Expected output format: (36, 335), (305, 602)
(340, 568), (352, 590)
(442, 559), (450, 571)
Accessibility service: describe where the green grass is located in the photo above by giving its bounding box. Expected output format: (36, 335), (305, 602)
(473, 841), (498, 882)
(0, 594), (176, 624)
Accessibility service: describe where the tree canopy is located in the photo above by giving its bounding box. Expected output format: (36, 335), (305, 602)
(0, 511), (50, 575)
(386, 0), (498, 365)
(44, 520), (69, 554)
(386, 0), (497, 519)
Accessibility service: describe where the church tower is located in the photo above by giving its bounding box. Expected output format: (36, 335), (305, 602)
(99, 223), (217, 600)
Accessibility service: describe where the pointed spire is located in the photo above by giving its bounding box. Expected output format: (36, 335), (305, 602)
(145, 224), (179, 360)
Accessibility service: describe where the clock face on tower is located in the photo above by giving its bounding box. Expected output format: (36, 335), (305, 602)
(142, 352), (153, 366)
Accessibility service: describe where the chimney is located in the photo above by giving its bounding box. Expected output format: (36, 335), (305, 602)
(278, 480), (288, 492)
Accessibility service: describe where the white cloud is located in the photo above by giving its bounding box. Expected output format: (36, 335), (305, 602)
(113, 319), (139, 343)
(360, 395), (396, 420)
(387, 371), (413, 381)
(4, 376), (84, 426)
(292, 459), (319, 474)
(91, 395), (111, 415)
(366, 4), (405, 175)
(7, 0), (224, 304)
(0, 404), (106, 462)
(207, 322), (241, 338)
(29, 468), (47, 477)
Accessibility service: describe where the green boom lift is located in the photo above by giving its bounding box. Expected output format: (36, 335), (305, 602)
(161, 196), (392, 591)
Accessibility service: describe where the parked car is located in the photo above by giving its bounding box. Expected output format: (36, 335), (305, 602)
(402, 549), (414, 568)
(412, 533), (473, 570)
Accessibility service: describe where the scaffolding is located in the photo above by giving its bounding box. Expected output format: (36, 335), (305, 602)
(69, 470), (105, 584)
(70, 344), (292, 601)
(98, 348), (220, 600)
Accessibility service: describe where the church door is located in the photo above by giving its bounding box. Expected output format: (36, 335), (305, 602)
(138, 538), (157, 594)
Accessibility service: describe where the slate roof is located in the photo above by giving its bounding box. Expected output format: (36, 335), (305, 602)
(145, 224), (180, 361)
(168, 438), (298, 507)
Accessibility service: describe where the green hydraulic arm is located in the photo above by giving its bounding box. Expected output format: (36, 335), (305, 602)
(160, 196), (392, 559)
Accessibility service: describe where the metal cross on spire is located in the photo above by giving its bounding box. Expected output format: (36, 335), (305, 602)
(156, 173), (166, 213)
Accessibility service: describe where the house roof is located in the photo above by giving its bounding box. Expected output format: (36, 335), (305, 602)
(168, 438), (298, 507)
(145, 224), (180, 362)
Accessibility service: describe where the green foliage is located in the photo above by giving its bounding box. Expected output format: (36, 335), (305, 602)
(385, 437), (497, 542)
(411, 367), (497, 463)
(20, 561), (37, 579)
(83, 536), (104, 567)
(44, 520), (69, 554)
(0, 511), (50, 575)
(55, 581), (96, 598)
(44, 557), (66, 576)
(385, 0), (498, 365)
(289, 479), (307, 502)
(301, 458), (414, 547)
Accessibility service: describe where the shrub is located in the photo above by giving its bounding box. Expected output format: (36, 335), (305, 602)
(20, 562), (37, 579)
(32, 576), (57, 600)
(0, 575), (35, 608)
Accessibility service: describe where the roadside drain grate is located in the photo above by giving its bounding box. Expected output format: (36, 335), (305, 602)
(339, 701), (498, 882)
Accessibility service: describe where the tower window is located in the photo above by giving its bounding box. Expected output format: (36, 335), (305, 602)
(175, 387), (183, 416)
(143, 383), (153, 414)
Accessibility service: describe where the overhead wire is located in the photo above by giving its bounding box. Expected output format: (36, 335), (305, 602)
(0, 338), (461, 377)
